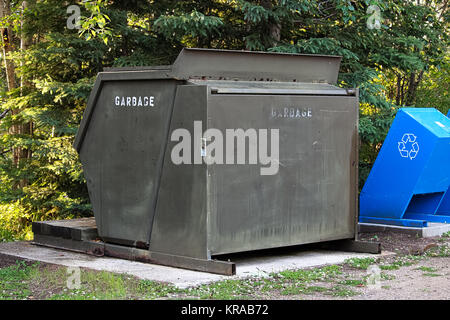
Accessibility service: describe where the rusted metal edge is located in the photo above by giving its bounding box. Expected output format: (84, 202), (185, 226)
(103, 243), (236, 276)
(32, 235), (236, 276)
(32, 234), (105, 256)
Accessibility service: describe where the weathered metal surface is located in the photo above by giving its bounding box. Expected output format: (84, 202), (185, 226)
(71, 48), (365, 272)
(105, 243), (236, 276)
(172, 48), (342, 83)
(73, 72), (175, 153)
(149, 85), (209, 259)
(32, 218), (98, 241)
(206, 93), (358, 255)
(33, 234), (105, 256)
(79, 79), (180, 245)
(74, 49), (343, 153)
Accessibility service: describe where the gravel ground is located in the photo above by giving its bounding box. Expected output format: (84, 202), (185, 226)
(359, 256), (450, 300)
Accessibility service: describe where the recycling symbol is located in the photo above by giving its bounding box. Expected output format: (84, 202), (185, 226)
(398, 133), (419, 160)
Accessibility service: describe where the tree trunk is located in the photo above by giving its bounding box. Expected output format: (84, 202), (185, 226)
(0, 0), (33, 188)
(0, 0), (16, 91)
(20, 0), (32, 164)
(405, 70), (424, 106)
(261, 0), (281, 47)
(0, 0), (20, 168)
(395, 74), (401, 106)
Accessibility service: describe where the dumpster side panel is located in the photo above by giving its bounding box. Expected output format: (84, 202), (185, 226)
(79, 80), (179, 245)
(149, 85), (209, 259)
(206, 94), (358, 255)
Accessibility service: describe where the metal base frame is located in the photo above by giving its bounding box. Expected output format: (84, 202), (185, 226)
(32, 234), (236, 276)
(359, 216), (429, 228)
(360, 214), (450, 227)
(32, 218), (381, 276)
(403, 214), (450, 224)
(319, 239), (381, 254)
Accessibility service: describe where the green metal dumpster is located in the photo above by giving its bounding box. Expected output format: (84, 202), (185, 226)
(67, 48), (366, 274)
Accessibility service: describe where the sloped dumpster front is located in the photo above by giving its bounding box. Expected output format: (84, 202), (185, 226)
(360, 108), (450, 227)
(33, 48), (379, 274)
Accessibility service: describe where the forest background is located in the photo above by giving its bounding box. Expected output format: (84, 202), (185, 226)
(0, 0), (448, 241)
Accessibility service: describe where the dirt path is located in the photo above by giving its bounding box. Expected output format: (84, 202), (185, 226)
(358, 257), (450, 300)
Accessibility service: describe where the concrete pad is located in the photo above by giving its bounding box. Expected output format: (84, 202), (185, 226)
(359, 222), (450, 238)
(0, 241), (388, 289)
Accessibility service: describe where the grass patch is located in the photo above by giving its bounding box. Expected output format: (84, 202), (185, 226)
(380, 272), (396, 281)
(441, 231), (450, 238)
(305, 286), (329, 294)
(0, 262), (183, 300)
(338, 279), (365, 287)
(415, 266), (438, 273)
(258, 278), (284, 292)
(280, 284), (307, 295)
(425, 244), (450, 257)
(48, 270), (181, 300)
(187, 279), (256, 300)
(380, 255), (423, 270)
(344, 257), (377, 270)
(137, 280), (181, 299)
(276, 265), (342, 282)
(380, 260), (412, 270)
(380, 264), (400, 270)
(280, 284), (329, 296)
(329, 286), (359, 297)
(422, 273), (441, 277)
(0, 261), (37, 300)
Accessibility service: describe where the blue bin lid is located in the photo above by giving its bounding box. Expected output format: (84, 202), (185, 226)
(402, 108), (450, 138)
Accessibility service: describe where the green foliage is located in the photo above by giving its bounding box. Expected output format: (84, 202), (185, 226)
(0, 201), (32, 241)
(154, 10), (224, 40)
(79, 0), (113, 44)
(415, 55), (450, 115)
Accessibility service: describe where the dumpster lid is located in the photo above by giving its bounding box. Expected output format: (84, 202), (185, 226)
(73, 48), (345, 152)
(188, 79), (353, 95)
(100, 48), (342, 84)
(401, 108), (450, 138)
(172, 48), (342, 84)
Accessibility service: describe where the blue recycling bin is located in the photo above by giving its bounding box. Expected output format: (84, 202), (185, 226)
(360, 108), (450, 227)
